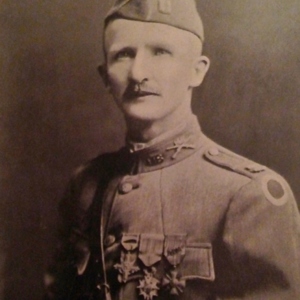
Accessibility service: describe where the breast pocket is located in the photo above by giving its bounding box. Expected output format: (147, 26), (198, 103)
(179, 243), (215, 281)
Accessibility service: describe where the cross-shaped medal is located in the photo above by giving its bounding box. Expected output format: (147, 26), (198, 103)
(162, 269), (186, 296)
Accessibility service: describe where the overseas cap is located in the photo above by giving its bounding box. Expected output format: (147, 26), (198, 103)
(105, 0), (204, 41)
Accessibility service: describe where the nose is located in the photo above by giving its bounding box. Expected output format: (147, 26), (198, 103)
(129, 51), (149, 83)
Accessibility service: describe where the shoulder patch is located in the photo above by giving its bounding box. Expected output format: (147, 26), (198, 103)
(204, 146), (266, 179)
(261, 174), (288, 206)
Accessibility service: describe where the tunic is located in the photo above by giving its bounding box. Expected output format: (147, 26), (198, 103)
(46, 116), (300, 300)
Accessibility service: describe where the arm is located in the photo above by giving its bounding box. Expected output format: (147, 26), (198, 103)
(44, 164), (99, 300)
(222, 173), (300, 299)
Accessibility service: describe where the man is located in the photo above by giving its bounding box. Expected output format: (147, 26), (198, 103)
(45, 0), (300, 299)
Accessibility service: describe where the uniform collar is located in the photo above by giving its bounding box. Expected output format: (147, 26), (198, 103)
(125, 115), (208, 173)
(127, 120), (188, 153)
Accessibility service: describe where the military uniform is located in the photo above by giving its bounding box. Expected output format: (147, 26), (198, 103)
(45, 1), (300, 299)
(46, 116), (300, 300)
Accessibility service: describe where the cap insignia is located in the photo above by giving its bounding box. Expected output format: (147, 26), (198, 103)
(158, 0), (171, 14)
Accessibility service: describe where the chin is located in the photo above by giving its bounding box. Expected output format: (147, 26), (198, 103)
(123, 111), (158, 122)
(123, 111), (168, 124)
(121, 103), (165, 122)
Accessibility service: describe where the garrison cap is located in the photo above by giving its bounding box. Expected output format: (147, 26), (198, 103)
(105, 0), (204, 41)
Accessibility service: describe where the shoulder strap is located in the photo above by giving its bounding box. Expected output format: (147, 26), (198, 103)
(204, 146), (266, 179)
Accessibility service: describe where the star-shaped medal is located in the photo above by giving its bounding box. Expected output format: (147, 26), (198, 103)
(137, 268), (160, 300)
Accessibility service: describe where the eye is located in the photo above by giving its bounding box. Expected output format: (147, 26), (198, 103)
(114, 49), (134, 61)
(154, 48), (171, 56)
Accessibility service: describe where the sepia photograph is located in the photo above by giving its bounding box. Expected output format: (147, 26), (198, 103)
(1, 0), (300, 299)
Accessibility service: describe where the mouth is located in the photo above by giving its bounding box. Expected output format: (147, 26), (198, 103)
(124, 89), (160, 100)
(136, 90), (159, 97)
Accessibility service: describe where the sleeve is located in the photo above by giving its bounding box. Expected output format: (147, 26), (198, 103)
(221, 172), (300, 300)
(44, 164), (99, 300)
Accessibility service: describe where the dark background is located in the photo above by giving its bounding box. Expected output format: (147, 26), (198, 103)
(1, 1), (299, 299)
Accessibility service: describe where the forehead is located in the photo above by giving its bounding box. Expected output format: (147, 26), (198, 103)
(104, 19), (200, 53)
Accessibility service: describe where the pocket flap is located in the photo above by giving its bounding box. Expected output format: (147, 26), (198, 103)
(179, 243), (215, 281)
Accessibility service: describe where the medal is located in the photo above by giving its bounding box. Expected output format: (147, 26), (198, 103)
(164, 235), (186, 267)
(114, 234), (140, 283)
(162, 269), (186, 296)
(137, 267), (160, 300)
(114, 250), (140, 283)
(138, 234), (164, 267)
(137, 234), (164, 298)
(163, 235), (187, 295)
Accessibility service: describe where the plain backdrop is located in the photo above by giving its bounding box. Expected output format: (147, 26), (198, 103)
(1, 1), (299, 299)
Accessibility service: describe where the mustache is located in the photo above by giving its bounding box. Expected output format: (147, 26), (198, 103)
(123, 81), (160, 99)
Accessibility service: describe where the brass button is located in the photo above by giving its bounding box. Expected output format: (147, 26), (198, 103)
(119, 182), (133, 194)
(208, 148), (219, 156)
(104, 235), (116, 247)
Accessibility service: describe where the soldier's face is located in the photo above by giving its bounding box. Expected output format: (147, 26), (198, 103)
(103, 19), (209, 122)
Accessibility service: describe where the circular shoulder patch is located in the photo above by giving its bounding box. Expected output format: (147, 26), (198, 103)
(261, 174), (288, 206)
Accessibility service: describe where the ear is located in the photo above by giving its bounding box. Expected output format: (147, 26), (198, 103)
(190, 55), (210, 87)
(98, 64), (110, 89)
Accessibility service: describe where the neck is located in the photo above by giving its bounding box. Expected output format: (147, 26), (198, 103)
(125, 105), (193, 143)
